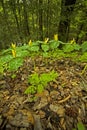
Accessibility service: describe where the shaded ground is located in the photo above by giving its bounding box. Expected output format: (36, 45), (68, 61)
(0, 56), (87, 130)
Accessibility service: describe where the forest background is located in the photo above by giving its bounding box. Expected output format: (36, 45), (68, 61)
(0, 0), (87, 49)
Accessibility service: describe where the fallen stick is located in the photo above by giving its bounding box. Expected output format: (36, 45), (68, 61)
(58, 95), (71, 103)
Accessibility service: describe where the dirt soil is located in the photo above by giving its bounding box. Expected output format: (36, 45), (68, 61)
(0, 56), (87, 130)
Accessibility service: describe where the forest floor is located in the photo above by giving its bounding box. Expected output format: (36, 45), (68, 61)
(0, 55), (87, 130)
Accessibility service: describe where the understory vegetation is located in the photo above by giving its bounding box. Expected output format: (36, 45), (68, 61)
(0, 0), (87, 130)
(0, 39), (87, 74)
(0, 38), (87, 130)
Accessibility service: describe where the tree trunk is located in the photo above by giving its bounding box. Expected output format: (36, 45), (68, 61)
(46, 0), (50, 37)
(9, 0), (22, 40)
(38, 0), (43, 40)
(1, 0), (11, 48)
(76, 10), (87, 43)
(1, 0), (10, 30)
(22, 0), (30, 37)
(58, 0), (76, 42)
(76, 23), (83, 44)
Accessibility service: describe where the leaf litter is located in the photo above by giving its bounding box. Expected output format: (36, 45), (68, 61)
(0, 56), (87, 130)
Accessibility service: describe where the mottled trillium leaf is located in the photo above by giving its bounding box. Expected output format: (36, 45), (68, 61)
(63, 44), (74, 52)
(29, 45), (39, 52)
(81, 41), (87, 52)
(17, 50), (29, 57)
(49, 41), (60, 50)
(8, 58), (23, 71)
(41, 44), (49, 52)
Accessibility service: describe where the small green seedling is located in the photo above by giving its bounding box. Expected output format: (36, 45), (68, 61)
(11, 74), (17, 79)
(24, 70), (58, 97)
(72, 122), (85, 130)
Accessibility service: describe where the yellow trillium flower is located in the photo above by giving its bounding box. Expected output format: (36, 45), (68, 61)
(11, 43), (16, 58)
(54, 34), (58, 41)
(44, 38), (49, 43)
(70, 38), (76, 44)
(12, 49), (16, 58)
(11, 43), (16, 49)
(28, 40), (32, 46)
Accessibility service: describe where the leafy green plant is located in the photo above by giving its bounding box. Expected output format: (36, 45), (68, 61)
(0, 54), (13, 73)
(16, 49), (29, 57)
(1, 48), (12, 55)
(77, 122), (85, 130)
(63, 43), (74, 52)
(50, 49), (65, 59)
(8, 58), (23, 71)
(73, 44), (81, 51)
(63, 43), (81, 53)
(41, 44), (49, 52)
(0, 54), (13, 63)
(28, 42), (39, 52)
(81, 41), (87, 52)
(79, 52), (87, 62)
(42, 52), (49, 57)
(36, 40), (61, 52)
(24, 70), (58, 95)
(0, 45), (29, 73)
(0, 39), (87, 75)
(72, 122), (85, 130)
(0, 62), (4, 74)
(49, 40), (60, 50)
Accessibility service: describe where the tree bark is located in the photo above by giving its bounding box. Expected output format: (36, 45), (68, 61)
(9, 0), (22, 40)
(22, 0), (30, 37)
(46, 0), (50, 37)
(38, 0), (43, 40)
(1, 0), (11, 48)
(58, 0), (76, 42)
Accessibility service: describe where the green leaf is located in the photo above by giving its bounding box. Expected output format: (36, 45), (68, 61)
(0, 54), (13, 63)
(25, 71), (58, 95)
(37, 84), (44, 93)
(1, 48), (11, 55)
(81, 41), (87, 52)
(73, 44), (81, 51)
(32, 42), (40, 46)
(8, 58), (23, 71)
(17, 50), (29, 57)
(77, 122), (85, 130)
(41, 44), (49, 52)
(24, 85), (36, 94)
(40, 73), (49, 85)
(49, 41), (60, 50)
(79, 52), (87, 62)
(42, 52), (49, 57)
(63, 44), (74, 52)
(28, 73), (40, 85)
(49, 70), (58, 80)
(17, 45), (29, 50)
(40, 70), (58, 85)
(29, 45), (39, 52)
(0, 64), (4, 74)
